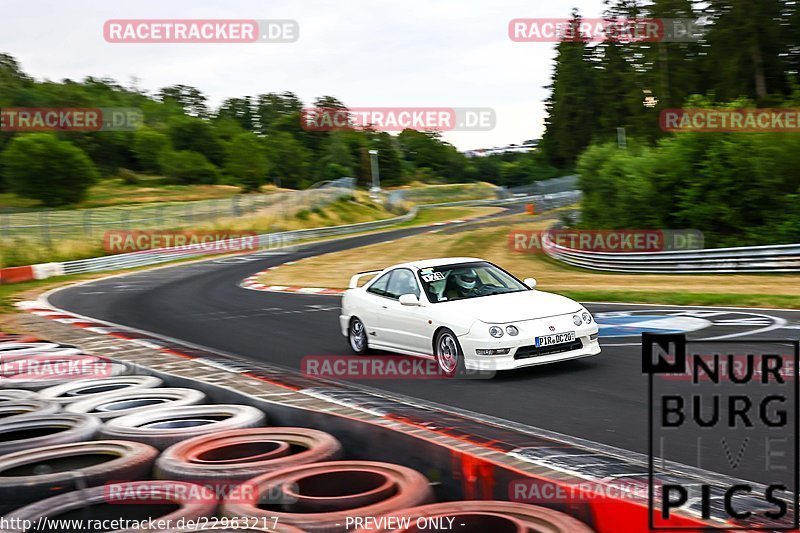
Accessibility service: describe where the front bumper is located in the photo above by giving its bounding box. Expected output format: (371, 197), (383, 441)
(339, 314), (350, 337)
(460, 326), (601, 371)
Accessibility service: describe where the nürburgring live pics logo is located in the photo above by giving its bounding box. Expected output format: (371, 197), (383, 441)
(644, 333), (799, 529)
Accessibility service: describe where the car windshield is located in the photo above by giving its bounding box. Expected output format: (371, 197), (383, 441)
(417, 261), (528, 303)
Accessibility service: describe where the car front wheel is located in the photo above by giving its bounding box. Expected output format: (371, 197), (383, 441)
(348, 317), (369, 355)
(434, 329), (465, 377)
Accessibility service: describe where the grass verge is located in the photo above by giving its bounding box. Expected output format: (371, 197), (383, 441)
(0, 193), (385, 267)
(258, 215), (800, 309)
(387, 181), (498, 204)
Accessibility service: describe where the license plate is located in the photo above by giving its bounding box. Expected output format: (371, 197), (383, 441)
(535, 331), (576, 347)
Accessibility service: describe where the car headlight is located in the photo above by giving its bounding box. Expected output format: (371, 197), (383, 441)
(582, 311), (592, 324)
(572, 314), (582, 326)
(489, 326), (504, 338)
(506, 325), (519, 336)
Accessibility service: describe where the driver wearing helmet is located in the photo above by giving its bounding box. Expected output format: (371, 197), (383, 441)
(444, 267), (480, 299)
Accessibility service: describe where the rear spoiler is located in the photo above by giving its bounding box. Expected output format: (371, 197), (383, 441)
(349, 270), (382, 289)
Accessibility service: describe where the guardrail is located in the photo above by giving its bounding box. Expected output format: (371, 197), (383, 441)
(1, 190), (581, 283)
(543, 234), (800, 273)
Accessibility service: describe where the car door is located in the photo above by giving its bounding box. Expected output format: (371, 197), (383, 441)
(361, 270), (394, 342)
(379, 268), (430, 354)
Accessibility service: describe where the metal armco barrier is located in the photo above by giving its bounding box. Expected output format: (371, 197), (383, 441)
(1, 190), (582, 284)
(543, 234), (800, 273)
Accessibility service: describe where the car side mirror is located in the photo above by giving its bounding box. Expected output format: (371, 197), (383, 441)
(399, 293), (422, 306)
(523, 278), (537, 289)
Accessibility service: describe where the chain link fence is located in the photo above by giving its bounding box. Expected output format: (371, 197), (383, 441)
(0, 178), (356, 246)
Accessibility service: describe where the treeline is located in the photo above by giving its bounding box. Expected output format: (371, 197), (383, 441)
(541, 0), (800, 245)
(0, 54), (553, 207)
(578, 96), (800, 247)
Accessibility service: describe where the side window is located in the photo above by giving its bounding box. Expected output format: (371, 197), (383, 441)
(386, 269), (420, 299)
(366, 272), (392, 297)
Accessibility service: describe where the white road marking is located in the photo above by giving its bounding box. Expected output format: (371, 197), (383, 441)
(589, 301), (800, 313)
(700, 313), (788, 341)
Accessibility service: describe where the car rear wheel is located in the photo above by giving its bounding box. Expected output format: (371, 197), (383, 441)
(435, 329), (464, 377)
(348, 317), (369, 355)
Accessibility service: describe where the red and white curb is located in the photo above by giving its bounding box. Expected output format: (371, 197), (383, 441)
(240, 263), (345, 295)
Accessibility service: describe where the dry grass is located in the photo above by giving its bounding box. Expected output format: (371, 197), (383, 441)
(199, 191), (397, 233)
(386, 181), (497, 204)
(0, 194), (501, 267)
(258, 215), (800, 307)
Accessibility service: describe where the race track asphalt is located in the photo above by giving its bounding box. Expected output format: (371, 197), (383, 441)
(48, 213), (800, 486)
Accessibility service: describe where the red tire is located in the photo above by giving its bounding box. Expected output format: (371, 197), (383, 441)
(66, 387), (206, 420)
(0, 390), (37, 402)
(100, 404), (266, 450)
(0, 399), (60, 421)
(0, 440), (158, 514)
(156, 427), (342, 485)
(221, 461), (433, 533)
(0, 413), (100, 456)
(38, 375), (164, 405)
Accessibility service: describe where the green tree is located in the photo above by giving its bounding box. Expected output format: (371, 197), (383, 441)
(593, 38), (645, 140)
(645, 0), (702, 108)
(225, 132), (269, 191)
(167, 116), (225, 166)
(217, 97), (255, 131)
(540, 10), (598, 168)
(313, 95), (347, 110)
(397, 130), (450, 178)
(157, 85), (210, 118)
(256, 92), (302, 134)
(212, 117), (248, 143)
(319, 131), (355, 181)
(702, 0), (787, 101)
(0, 53), (33, 108)
(264, 132), (312, 188)
(372, 133), (404, 185)
(0, 134), (98, 206)
(158, 150), (220, 184)
(132, 127), (171, 173)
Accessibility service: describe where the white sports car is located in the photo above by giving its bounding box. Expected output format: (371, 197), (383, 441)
(339, 257), (601, 374)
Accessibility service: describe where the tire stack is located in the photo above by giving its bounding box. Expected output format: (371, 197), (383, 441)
(0, 334), (594, 532)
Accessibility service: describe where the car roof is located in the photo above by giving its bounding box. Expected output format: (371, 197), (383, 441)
(390, 257), (485, 270)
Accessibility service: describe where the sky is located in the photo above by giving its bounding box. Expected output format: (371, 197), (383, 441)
(3, 0), (607, 150)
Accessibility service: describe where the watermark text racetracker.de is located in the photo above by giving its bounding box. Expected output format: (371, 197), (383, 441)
(104, 479), (285, 505)
(661, 108), (800, 132)
(0, 358), (117, 382)
(509, 229), (704, 253)
(510, 478), (661, 504)
(0, 108), (142, 132)
(0, 517), (281, 532)
(104, 19), (298, 43)
(300, 107), (495, 132)
(103, 230), (260, 255)
(302, 355), (494, 379)
(509, 18), (702, 43)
